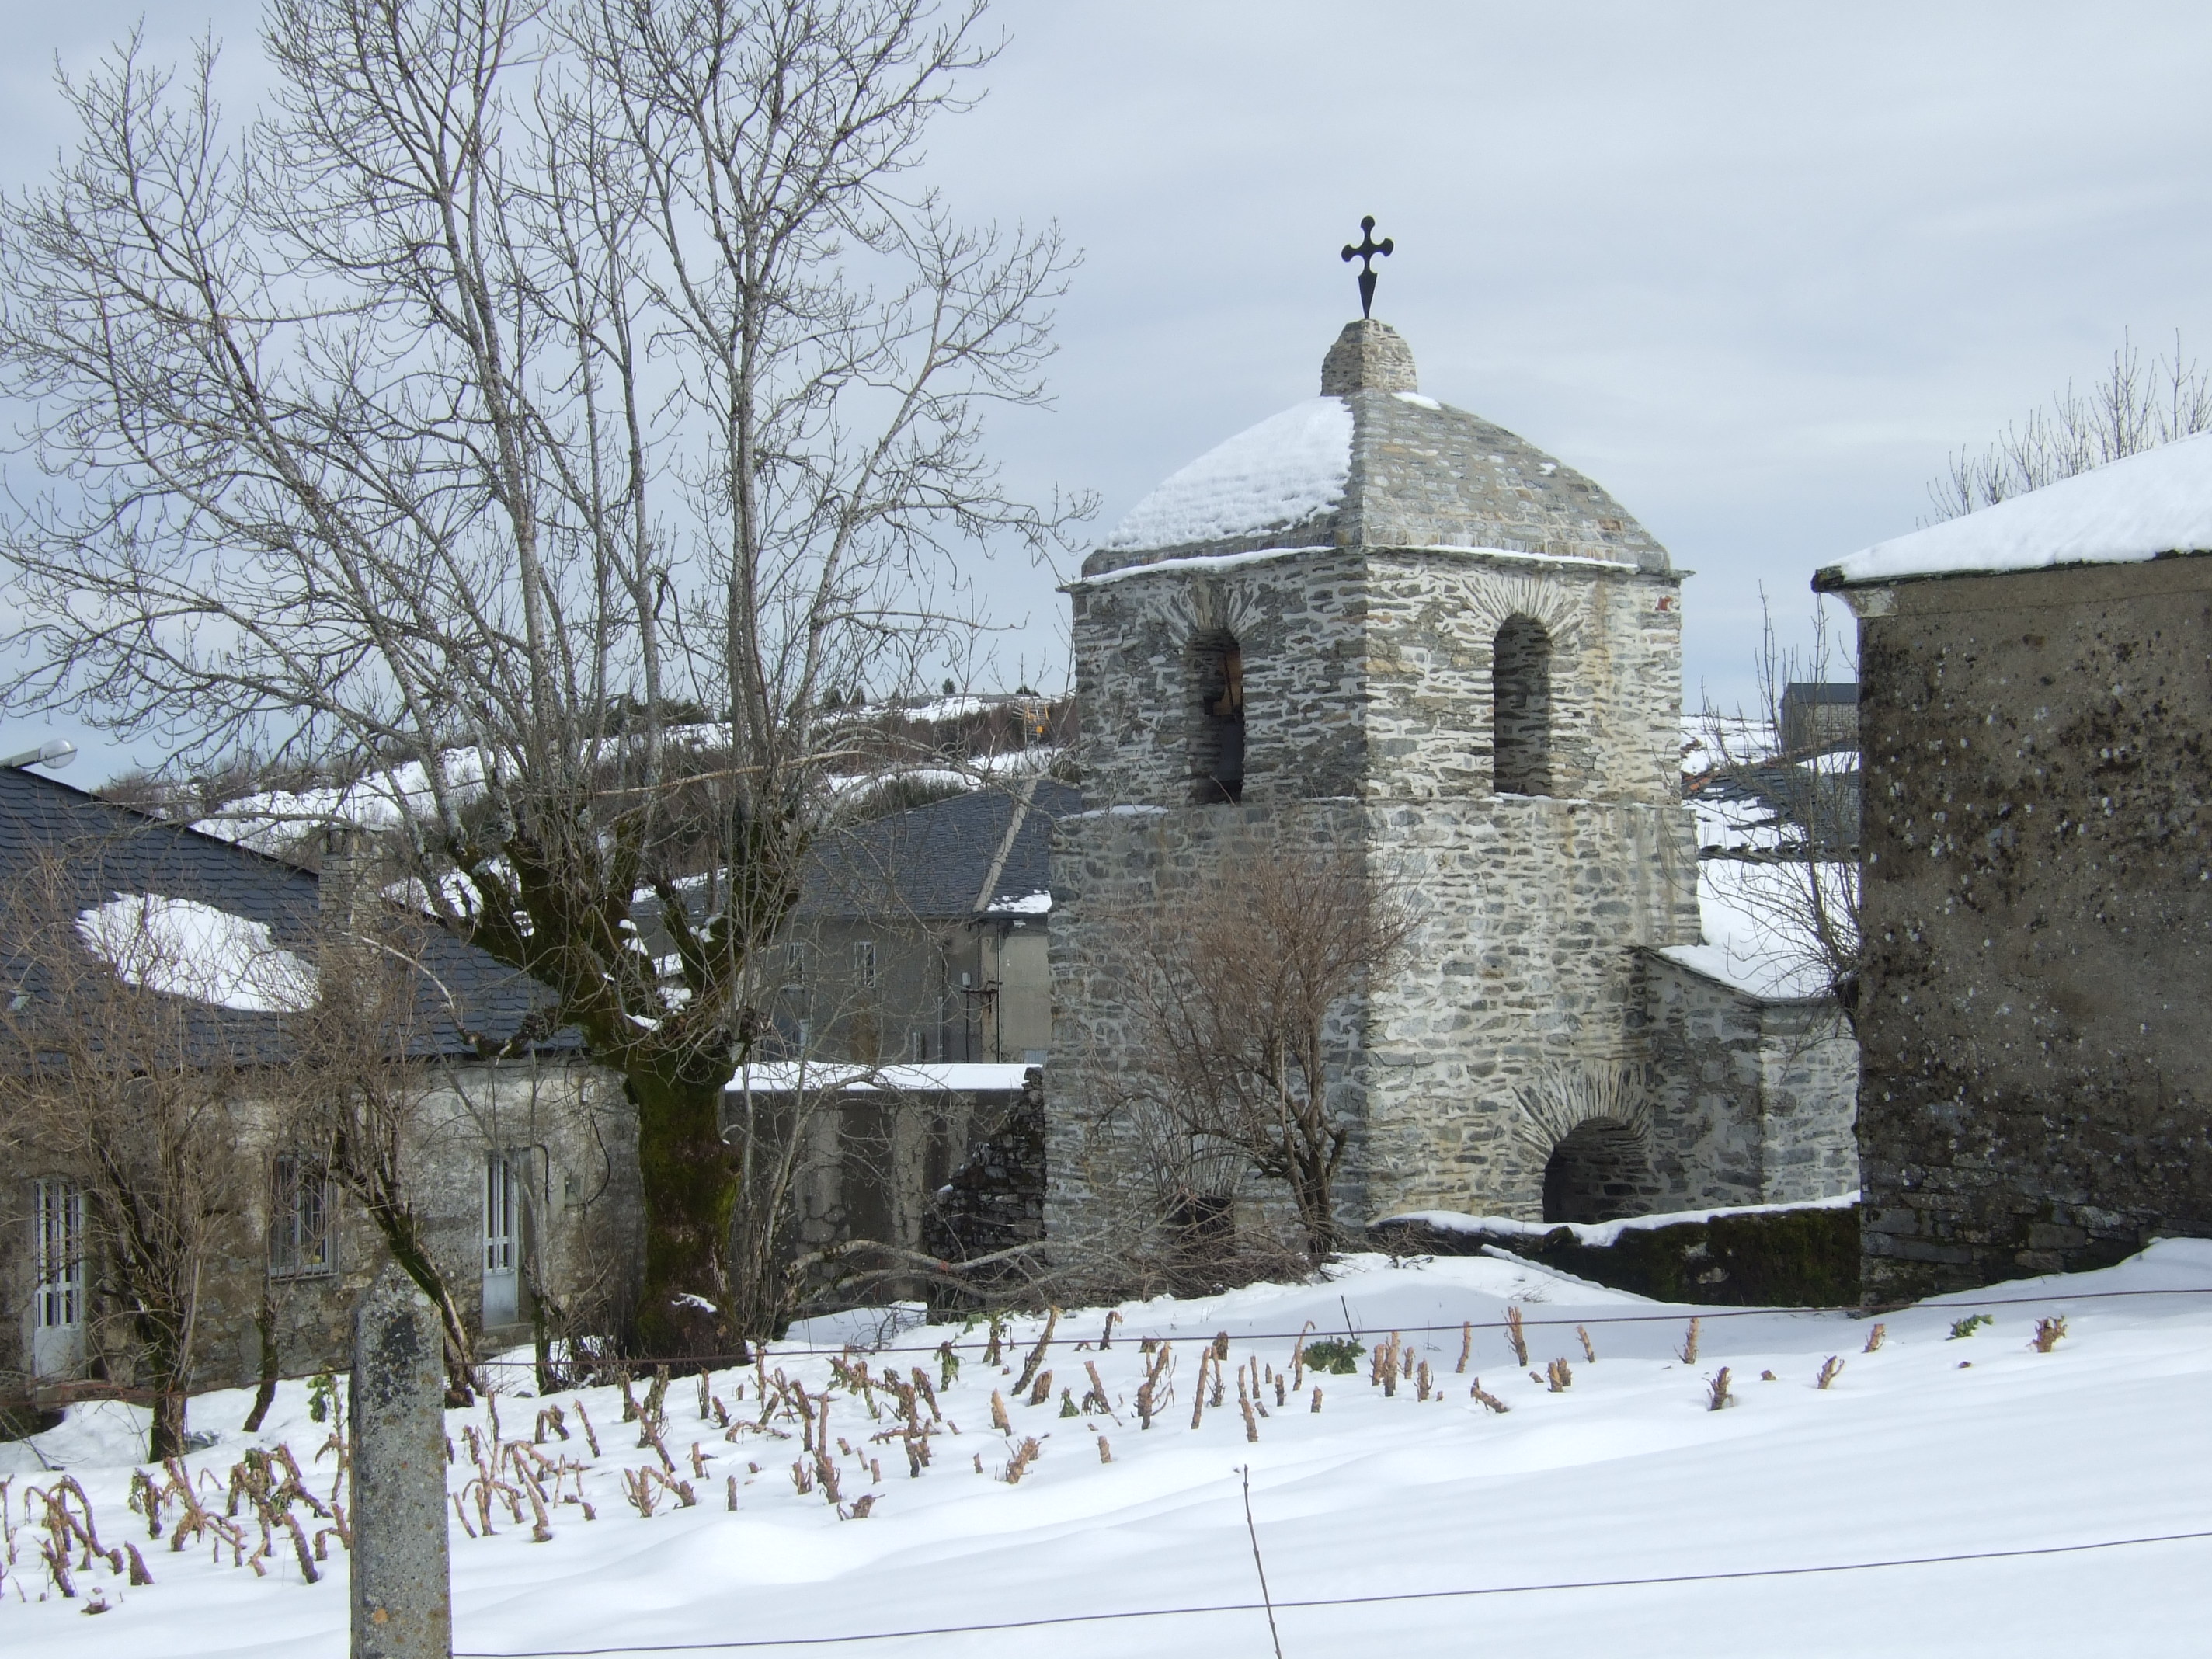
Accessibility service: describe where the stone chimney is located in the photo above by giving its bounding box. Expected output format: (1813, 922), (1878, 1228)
(1320, 318), (1417, 396)
(321, 823), (366, 934)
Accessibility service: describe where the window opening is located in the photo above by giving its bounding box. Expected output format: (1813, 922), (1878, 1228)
(854, 939), (878, 989)
(32, 1177), (85, 1378)
(270, 1155), (332, 1278)
(1191, 635), (1245, 804)
(1492, 615), (1553, 795)
(483, 1152), (522, 1327)
(34, 1178), (84, 1331)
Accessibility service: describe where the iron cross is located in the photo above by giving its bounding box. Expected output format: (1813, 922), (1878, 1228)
(1341, 216), (1394, 318)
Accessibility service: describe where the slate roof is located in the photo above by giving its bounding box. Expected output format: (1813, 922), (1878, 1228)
(0, 766), (569, 1063)
(798, 779), (1080, 922)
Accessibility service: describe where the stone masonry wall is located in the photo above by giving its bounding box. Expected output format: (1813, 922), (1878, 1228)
(1852, 555), (2212, 1297)
(1047, 803), (1372, 1250)
(1643, 955), (1859, 1208)
(1362, 550), (1685, 805)
(1048, 795), (1701, 1243)
(1069, 546), (1371, 810)
(1358, 795), (1699, 1219)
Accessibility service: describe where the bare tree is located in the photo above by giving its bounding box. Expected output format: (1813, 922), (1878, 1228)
(0, 0), (1085, 1361)
(0, 850), (264, 1460)
(1930, 329), (2212, 518)
(283, 899), (486, 1402)
(1692, 594), (1862, 1029)
(1113, 847), (1414, 1264)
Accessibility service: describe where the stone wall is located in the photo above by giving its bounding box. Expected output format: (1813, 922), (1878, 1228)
(1047, 802), (1372, 1250)
(1642, 953), (1859, 1208)
(1047, 795), (1702, 1245)
(1850, 555), (2212, 1296)
(1069, 545), (1371, 810)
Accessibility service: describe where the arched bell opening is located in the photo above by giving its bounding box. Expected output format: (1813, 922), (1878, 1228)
(1493, 615), (1553, 796)
(1189, 631), (1245, 804)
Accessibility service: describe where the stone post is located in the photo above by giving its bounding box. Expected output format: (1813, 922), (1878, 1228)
(351, 1262), (452, 1659)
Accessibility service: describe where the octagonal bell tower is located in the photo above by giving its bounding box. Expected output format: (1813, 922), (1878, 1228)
(1048, 316), (1699, 1250)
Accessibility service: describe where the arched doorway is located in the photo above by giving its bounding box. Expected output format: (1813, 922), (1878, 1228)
(1542, 1118), (1650, 1224)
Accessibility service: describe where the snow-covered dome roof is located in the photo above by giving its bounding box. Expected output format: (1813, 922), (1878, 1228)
(1084, 320), (1669, 578)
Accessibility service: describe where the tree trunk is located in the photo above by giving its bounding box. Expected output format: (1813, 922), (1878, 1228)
(142, 1323), (190, 1462)
(629, 1066), (743, 1366)
(242, 1292), (280, 1432)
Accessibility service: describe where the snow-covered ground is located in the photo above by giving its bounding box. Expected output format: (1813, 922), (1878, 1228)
(8, 1243), (2212, 1657)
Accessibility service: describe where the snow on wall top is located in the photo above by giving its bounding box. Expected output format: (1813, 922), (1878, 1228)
(1821, 430), (2212, 587)
(76, 893), (320, 1013)
(1097, 396), (1352, 555)
(729, 1061), (1034, 1094)
(1655, 857), (1850, 1002)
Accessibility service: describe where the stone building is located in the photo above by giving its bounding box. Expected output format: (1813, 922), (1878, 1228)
(1816, 433), (2212, 1296)
(1049, 318), (1859, 1249)
(0, 768), (635, 1406)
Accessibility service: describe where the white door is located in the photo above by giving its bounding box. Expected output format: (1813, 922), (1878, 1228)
(482, 1153), (520, 1328)
(31, 1179), (85, 1378)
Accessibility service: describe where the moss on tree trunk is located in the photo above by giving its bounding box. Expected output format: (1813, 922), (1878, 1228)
(629, 1063), (743, 1365)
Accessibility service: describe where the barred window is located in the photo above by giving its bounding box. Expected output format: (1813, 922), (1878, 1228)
(33, 1178), (85, 1330)
(270, 1155), (332, 1278)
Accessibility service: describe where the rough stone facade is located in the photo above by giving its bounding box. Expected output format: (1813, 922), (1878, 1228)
(1828, 554), (2212, 1296)
(1641, 953), (1860, 1208)
(1049, 319), (1842, 1256)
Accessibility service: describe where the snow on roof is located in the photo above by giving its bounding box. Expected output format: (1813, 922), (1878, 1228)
(1679, 715), (1776, 779)
(986, 888), (1051, 916)
(75, 893), (320, 1013)
(1098, 396), (1352, 554)
(192, 748), (492, 852)
(728, 1061), (1035, 1094)
(1655, 857), (1851, 1002)
(1821, 430), (2212, 586)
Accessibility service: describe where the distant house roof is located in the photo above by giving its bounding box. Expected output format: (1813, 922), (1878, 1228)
(0, 767), (569, 1060)
(1817, 431), (2212, 589)
(798, 779), (1080, 923)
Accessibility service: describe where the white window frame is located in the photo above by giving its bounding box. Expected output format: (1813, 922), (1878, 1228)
(854, 939), (878, 989)
(33, 1178), (85, 1332)
(269, 1153), (334, 1278)
(484, 1152), (520, 1278)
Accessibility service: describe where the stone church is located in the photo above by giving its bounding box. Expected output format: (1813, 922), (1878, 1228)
(1046, 313), (1858, 1248)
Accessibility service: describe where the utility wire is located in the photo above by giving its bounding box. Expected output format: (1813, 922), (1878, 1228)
(452, 1526), (2212, 1656)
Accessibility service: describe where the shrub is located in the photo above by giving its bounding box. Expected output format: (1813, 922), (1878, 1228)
(1369, 1204), (1859, 1308)
(1302, 1337), (1364, 1375)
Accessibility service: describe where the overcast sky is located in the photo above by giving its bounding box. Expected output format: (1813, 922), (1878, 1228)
(6, 1), (2212, 779)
